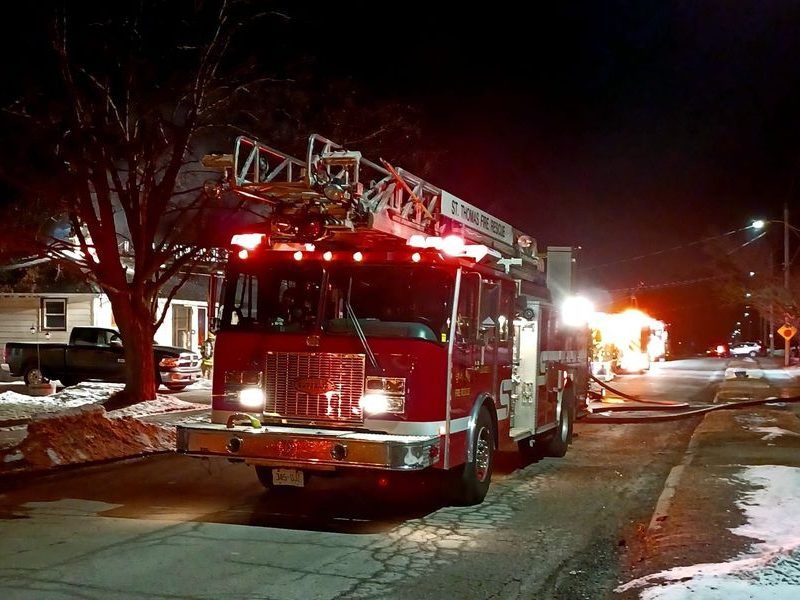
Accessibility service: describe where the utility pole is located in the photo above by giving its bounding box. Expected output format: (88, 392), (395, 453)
(769, 252), (775, 356)
(784, 201), (791, 367)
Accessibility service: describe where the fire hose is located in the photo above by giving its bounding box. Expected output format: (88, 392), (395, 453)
(584, 373), (800, 423)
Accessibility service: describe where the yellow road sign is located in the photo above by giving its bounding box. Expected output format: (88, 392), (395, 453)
(777, 324), (797, 341)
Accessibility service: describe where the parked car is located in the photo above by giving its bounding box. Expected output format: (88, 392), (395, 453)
(4, 326), (201, 390)
(728, 341), (763, 358)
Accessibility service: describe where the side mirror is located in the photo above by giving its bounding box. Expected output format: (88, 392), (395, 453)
(110, 338), (123, 349)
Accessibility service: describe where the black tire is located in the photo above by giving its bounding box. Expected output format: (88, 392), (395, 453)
(544, 389), (575, 458)
(165, 384), (188, 391)
(452, 406), (494, 506)
(23, 365), (49, 386)
(749, 351), (758, 358)
(255, 466), (273, 489)
(60, 377), (80, 387)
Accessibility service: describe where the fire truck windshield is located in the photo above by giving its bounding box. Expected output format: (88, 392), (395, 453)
(220, 261), (454, 343)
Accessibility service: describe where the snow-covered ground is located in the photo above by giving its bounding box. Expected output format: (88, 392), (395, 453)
(0, 381), (210, 473)
(1, 404), (177, 471)
(0, 381), (206, 422)
(618, 465), (800, 598)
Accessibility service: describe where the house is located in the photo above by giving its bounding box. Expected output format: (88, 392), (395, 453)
(0, 265), (215, 376)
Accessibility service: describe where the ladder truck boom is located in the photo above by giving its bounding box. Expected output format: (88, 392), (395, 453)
(203, 134), (541, 281)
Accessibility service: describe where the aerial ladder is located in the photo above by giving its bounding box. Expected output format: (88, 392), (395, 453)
(202, 134), (542, 283)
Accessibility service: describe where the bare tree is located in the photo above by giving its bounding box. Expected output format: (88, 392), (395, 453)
(711, 232), (799, 344)
(0, 2), (428, 406)
(1, 1), (281, 405)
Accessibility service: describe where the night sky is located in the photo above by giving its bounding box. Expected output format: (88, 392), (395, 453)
(273, 1), (800, 349)
(3, 1), (799, 350)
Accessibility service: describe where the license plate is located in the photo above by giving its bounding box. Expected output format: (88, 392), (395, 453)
(272, 468), (304, 487)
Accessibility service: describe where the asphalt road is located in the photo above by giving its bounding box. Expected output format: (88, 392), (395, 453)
(0, 359), (726, 600)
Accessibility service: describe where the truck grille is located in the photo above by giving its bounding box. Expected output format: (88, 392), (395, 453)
(179, 353), (200, 369)
(265, 352), (365, 424)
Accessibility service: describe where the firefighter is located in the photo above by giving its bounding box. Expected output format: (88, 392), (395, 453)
(200, 332), (215, 379)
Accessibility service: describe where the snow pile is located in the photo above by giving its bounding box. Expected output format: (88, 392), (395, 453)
(618, 465), (800, 598)
(724, 367), (764, 380)
(186, 378), (212, 390)
(107, 396), (207, 418)
(0, 381), (205, 423)
(0, 404), (175, 472)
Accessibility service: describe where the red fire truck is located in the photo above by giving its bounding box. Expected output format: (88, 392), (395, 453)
(177, 134), (590, 505)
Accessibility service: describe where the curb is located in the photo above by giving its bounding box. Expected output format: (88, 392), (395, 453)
(0, 450), (174, 482)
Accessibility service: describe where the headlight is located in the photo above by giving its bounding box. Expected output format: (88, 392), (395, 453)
(361, 377), (406, 414)
(359, 392), (405, 415)
(159, 357), (180, 368)
(365, 376), (406, 395)
(238, 387), (265, 409)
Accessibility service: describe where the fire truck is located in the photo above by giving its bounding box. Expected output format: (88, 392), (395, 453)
(177, 134), (590, 505)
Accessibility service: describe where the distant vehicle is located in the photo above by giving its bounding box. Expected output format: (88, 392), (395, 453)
(4, 326), (200, 390)
(728, 341), (763, 358)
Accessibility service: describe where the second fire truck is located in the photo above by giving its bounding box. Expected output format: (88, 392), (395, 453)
(178, 134), (590, 505)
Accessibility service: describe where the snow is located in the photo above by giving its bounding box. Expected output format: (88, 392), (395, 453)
(0, 381), (208, 472)
(0, 388), (96, 421)
(106, 397), (207, 418)
(724, 367), (764, 380)
(0, 404), (176, 473)
(0, 381), (206, 422)
(185, 378), (212, 390)
(750, 427), (800, 442)
(760, 365), (800, 381)
(618, 465), (800, 598)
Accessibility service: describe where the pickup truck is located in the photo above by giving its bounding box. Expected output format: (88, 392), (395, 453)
(4, 326), (201, 390)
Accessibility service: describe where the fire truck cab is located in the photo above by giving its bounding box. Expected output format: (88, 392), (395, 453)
(178, 134), (590, 505)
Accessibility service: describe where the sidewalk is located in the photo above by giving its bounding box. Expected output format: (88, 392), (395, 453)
(618, 395), (800, 597)
(713, 357), (800, 403)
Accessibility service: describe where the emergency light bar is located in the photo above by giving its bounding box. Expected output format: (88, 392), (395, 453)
(230, 233), (266, 250)
(406, 235), (496, 261)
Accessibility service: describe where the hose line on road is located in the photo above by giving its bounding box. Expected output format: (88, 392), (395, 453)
(584, 392), (800, 424)
(589, 374), (690, 406)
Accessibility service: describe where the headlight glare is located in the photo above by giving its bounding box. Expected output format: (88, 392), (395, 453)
(359, 391), (405, 415)
(362, 377), (406, 414)
(238, 387), (265, 409)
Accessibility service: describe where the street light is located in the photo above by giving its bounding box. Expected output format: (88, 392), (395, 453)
(752, 205), (795, 366)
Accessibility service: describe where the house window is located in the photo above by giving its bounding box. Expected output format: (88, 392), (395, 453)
(41, 298), (67, 331)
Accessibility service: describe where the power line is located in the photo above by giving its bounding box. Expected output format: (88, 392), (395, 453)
(606, 274), (729, 294)
(580, 226), (752, 271)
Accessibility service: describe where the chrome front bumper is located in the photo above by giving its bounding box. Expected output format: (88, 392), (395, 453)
(159, 368), (201, 384)
(176, 423), (440, 471)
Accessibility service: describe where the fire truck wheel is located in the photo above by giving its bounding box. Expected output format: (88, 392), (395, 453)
(545, 390), (575, 458)
(453, 406), (494, 506)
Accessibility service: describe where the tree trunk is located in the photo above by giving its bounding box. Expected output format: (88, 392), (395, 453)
(104, 293), (157, 410)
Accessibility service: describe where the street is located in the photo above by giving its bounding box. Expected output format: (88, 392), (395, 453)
(2, 358), (781, 599)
